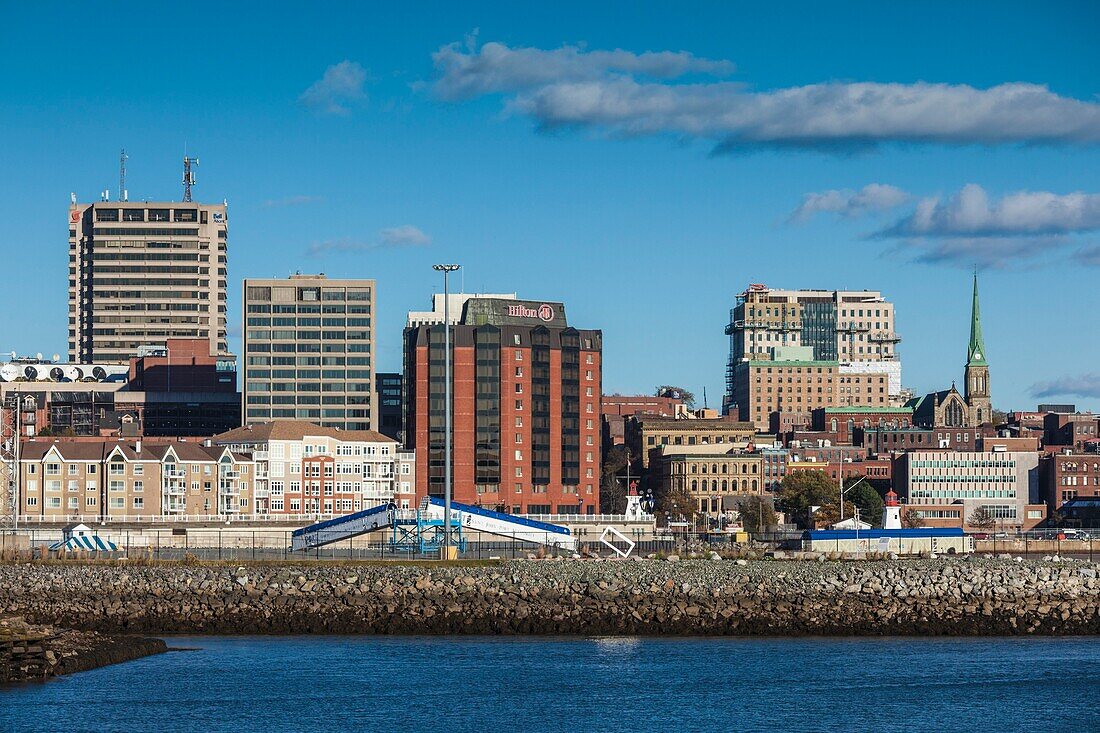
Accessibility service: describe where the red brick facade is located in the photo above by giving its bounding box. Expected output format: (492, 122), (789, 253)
(405, 322), (602, 514)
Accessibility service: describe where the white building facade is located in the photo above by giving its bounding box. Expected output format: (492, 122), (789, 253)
(212, 421), (408, 516)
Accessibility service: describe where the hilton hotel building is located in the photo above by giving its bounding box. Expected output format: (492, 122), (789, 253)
(69, 200), (229, 363)
(404, 295), (603, 514)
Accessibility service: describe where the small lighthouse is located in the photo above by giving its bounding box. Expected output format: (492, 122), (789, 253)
(883, 489), (901, 529)
(625, 482), (647, 520)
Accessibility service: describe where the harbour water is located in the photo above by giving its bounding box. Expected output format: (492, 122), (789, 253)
(4, 635), (1099, 732)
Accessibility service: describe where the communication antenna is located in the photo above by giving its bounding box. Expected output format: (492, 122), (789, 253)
(119, 148), (128, 202)
(183, 156), (199, 202)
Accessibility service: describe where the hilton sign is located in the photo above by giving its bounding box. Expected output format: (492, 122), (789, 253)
(507, 303), (555, 322)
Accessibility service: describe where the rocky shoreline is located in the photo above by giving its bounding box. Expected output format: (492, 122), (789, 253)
(0, 615), (166, 684)
(1, 557), (1099, 637)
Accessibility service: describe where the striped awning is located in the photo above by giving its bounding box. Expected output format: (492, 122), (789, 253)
(48, 535), (118, 552)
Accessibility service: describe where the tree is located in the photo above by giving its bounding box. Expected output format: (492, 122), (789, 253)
(599, 444), (631, 513)
(738, 496), (778, 533)
(602, 444), (629, 478)
(901, 508), (926, 529)
(654, 385), (696, 409)
(778, 470), (839, 528)
(991, 409), (1008, 426)
(810, 502), (841, 528)
(656, 484), (697, 522)
(844, 476), (884, 527)
(967, 506), (996, 530)
(600, 476), (627, 515)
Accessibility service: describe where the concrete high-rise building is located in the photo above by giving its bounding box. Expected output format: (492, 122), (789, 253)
(723, 284), (903, 424)
(69, 199), (229, 363)
(404, 295), (602, 514)
(242, 275), (376, 431)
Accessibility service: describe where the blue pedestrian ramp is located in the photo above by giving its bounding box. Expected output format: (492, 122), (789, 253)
(424, 497), (576, 551)
(291, 504), (394, 552)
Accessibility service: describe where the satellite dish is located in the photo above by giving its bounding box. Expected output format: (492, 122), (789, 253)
(0, 364), (19, 382)
(23, 366), (38, 380)
(65, 366), (84, 381)
(35, 353), (42, 361)
(52, 354), (59, 363)
(50, 367), (65, 381)
(92, 366), (107, 380)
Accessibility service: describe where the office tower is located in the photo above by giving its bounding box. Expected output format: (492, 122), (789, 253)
(404, 295), (603, 514)
(242, 275), (376, 430)
(68, 198), (228, 363)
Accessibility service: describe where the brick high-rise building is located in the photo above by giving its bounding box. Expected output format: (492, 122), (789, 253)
(404, 296), (602, 514)
(69, 198), (229, 363)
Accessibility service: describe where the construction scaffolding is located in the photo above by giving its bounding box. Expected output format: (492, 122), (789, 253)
(1, 392), (20, 530)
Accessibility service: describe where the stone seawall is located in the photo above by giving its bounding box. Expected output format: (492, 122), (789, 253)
(1, 615), (166, 684)
(1, 559), (1099, 636)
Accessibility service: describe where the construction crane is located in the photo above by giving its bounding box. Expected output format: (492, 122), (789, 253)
(0, 390), (20, 530)
(183, 156), (199, 202)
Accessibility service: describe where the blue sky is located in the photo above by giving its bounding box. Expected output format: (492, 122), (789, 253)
(2, 1), (1099, 411)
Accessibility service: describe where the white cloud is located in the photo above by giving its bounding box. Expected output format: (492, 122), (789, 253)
(379, 225), (432, 247)
(861, 184), (1100, 268)
(307, 225), (431, 256)
(300, 61), (369, 115)
(883, 184), (1100, 237)
(1031, 374), (1100, 399)
(432, 41), (1100, 152)
(790, 183), (909, 222)
(889, 234), (1070, 269)
(433, 40), (733, 100)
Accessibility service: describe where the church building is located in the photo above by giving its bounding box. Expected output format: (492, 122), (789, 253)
(909, 275), (992, 429)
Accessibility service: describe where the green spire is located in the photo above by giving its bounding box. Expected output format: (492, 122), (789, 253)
(967, 272), (987, 366)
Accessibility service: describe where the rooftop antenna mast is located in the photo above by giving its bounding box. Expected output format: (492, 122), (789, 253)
(119, 148), (128, 202)
(183, 155), (199, 202)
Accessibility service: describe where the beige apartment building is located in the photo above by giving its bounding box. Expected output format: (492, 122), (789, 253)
(724, 284), (902, 419)
(18, 438), (254, 520)
(733, 360), (893, 430)
(69, 200), (229, 363)
(625, 414), (756, 469)
(213, 420), (411, 516)
(650, 445), (765, 515)
(242, 275), (376, 431)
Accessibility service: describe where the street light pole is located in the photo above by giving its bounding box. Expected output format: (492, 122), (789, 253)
(433, 264), (460, 559)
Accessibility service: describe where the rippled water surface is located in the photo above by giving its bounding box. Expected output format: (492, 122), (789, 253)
(4, 635), (1099, 732)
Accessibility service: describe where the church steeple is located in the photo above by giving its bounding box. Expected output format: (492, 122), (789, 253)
(967, 272), (987, 366)
(964, 272), (991, 425)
